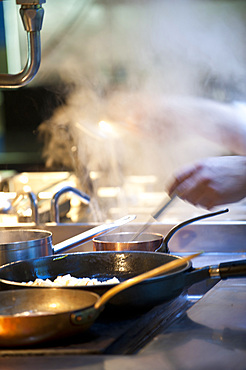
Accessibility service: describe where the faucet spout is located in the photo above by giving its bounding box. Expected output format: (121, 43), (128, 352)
(0, 1), (45, 88)
(51, 186), (90, 223)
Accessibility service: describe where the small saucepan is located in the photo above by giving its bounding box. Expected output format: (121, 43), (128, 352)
(93, 208), (229, 253)
(0, 215), (136, 266)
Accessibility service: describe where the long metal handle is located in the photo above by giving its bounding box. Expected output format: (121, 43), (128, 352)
(53, 215), (136, 253)
(156, 208), (229, 253)
(162, 208), (229, 246)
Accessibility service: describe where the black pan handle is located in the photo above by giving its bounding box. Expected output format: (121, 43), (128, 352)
(184, 259), (246, 291)
(210, 259), (246, 279)
(156, 208), (229, 253)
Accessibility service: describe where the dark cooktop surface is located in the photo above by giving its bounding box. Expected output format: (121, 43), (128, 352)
(0, 293), (190, 357)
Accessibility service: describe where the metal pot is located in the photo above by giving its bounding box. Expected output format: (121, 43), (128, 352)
(93, 208), (229, 253)
(0, 253), (245, 347)
(0, 215), (136, 266)
(93, 231), (165, 252)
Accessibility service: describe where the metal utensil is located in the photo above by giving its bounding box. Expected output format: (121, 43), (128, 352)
(130, 194), (176, 241)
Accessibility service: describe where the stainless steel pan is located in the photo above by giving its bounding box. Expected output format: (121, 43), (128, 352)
(0, 215), (136, 265)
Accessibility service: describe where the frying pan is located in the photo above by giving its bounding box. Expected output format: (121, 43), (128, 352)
(0, 249), (245, 308)
(0, 253), (196, 347)
(0, 252), (245, 347)
(0, 214), (136, 266)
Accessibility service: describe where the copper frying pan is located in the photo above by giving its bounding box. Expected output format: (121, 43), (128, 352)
(0, 253), (199, 347)
(0, 253), (245, 347)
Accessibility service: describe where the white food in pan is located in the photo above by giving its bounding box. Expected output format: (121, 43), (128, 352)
(22, 274), (120, 287)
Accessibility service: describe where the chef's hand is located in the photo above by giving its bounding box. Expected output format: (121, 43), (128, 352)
(168, 156), (246, 209)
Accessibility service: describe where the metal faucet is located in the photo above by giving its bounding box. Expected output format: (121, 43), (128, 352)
(0, 0), (46, 88)
(50, 186), (90, 223)
(27, 190), (39, 224)
(12, 191), (39, 224)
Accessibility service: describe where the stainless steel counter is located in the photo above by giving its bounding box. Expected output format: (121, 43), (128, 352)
(140, 277), (246, 369)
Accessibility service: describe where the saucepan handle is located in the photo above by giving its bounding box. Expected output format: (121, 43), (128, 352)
(212, 259), (246, 279)
(156, 208), (229, 253)
(183, 259), (246, 291)
(53, 214), (136, 253)
(163, 208), (229, 246)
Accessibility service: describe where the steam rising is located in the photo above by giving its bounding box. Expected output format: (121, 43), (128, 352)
(37, 0), (246, 220)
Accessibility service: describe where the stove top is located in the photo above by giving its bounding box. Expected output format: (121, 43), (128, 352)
(0, 293), (190, 357)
